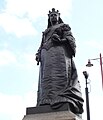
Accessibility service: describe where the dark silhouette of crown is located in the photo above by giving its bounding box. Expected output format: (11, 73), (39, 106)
(48, 8), (60, 17)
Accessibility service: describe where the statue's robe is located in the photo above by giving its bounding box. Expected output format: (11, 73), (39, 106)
(37, 23), (84, 114)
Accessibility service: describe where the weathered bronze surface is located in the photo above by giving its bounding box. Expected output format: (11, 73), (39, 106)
(36, 8), (84, 114)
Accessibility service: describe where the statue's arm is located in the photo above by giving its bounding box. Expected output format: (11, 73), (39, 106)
(61, 24), (76, 57)
(35, 47), (41, 65)
(35, 32), (44, 65)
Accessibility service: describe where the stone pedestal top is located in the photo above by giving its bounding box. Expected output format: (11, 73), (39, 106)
(22, 111), (83, 120)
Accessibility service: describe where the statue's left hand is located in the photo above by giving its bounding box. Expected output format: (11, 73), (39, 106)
(51, 34), (61, 42)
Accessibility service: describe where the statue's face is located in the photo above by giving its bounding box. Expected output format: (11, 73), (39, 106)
(49, 13), (59, 24)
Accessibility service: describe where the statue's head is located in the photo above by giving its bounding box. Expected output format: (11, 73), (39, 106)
(47, 8), (63, 28)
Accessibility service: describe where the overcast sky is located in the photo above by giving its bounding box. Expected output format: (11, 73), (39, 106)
(0, 0), (103, 120)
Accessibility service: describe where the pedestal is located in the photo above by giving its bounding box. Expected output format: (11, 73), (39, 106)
(22, 104), (83, 120)
(22, 111), (83, 120)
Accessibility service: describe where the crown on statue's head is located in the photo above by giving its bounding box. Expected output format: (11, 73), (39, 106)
(48, 8), (60, 17)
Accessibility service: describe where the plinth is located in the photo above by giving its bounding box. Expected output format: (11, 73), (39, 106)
(23, 111), (83, 120)
(22, 104), (83, 120)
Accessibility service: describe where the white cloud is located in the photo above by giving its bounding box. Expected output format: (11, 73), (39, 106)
(0, 13), (37, 37)
(23, 53), (35, 65)
(0, 89), (37, 120)
(0, 0), (72, 37)
(5, 0), (72, 19)
(90, 95), (103, 120)
(0, 42), (9, 49)
(0, 49), (39, 69)
(85, 39), (103, 52)
(0, 92), (25, 120)
(14, 52), (37, 69)
(82, 94), (103, 120)
(23, 90), (37, 107)
(0, 50), (17, 66)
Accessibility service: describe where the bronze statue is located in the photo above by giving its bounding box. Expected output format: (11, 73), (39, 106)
(36, 8), (84, 114)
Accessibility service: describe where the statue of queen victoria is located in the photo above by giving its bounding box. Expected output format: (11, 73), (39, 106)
(35, 8), (84, 115)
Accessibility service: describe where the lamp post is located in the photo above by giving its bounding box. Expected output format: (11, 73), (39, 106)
(83, 71), (90, 120)
(86, 53), (103, 88)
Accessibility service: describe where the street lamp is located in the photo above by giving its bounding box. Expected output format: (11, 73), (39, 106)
(86, 53), (103, 88)
(83, 53), (103, 120)
(83, 71), (90, 120)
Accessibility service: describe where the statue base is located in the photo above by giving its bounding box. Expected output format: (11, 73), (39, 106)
(22, 104), (83, 120)
(22, 111), (83, 120)
(26, 103), (71, 114)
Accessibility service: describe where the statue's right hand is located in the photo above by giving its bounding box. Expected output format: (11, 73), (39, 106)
(35, 53), (41, 65)
(35, 55), (39, 61)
